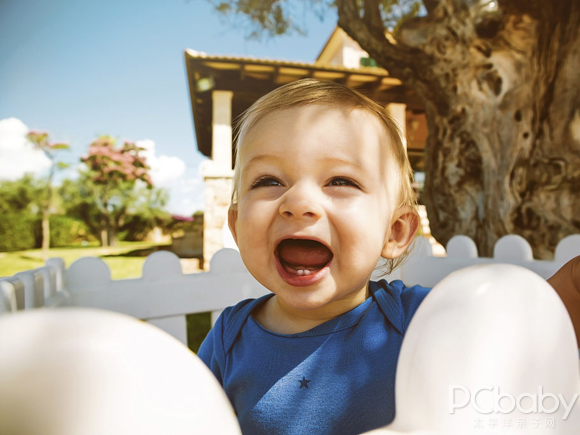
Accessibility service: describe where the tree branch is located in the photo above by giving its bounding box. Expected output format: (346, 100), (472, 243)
(336, 0), (422, 77)
(336, 0), (463, 113)
(422, 0), (441, 14)
(503, 0), (549, 20)
(363, 0), (385, 39)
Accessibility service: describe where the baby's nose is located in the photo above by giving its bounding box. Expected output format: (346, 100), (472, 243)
(278, 186), (323, 220)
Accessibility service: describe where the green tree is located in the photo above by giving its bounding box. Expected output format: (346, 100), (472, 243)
(0, 175), (44, 215)
(80, 136), (152, 246)
(119, 187), (171, 241)
(0, 176), (43, 252)
(63, 136), (167, 246)
(0, 176), (90, 251)
(58, 177), (104, 243)
(25, 132), (69, 260)
(59, 177), (170, 244)
(210, 0), (580, 258)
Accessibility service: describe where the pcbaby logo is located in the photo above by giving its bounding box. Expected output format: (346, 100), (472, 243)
(449, 386), (579, 420)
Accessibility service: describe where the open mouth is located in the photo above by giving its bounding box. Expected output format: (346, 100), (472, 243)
(275, 239), (333, 284)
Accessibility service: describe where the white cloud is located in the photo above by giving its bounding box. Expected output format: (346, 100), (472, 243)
(176, 175), (202, 194)
(0, 118), (51, 181)
(136, 139), (186, 186)
(135, 140), (205, 215)
(166, 161), (206, 215)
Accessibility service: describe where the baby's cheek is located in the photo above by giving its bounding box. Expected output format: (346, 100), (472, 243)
(239, 200), (270, 218)
(337, 204), (388, 233)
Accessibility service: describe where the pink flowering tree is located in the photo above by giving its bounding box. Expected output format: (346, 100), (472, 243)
(26, 131), (69, 259)
(80, 136), (153, 247)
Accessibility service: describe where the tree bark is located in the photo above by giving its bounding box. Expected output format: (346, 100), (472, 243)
(41, 209), (50, 261)
(107, 227), (118, 247)
(337, 0), (580, 258)
(41, 179), (53, 261)
(100, 228), (108, 247)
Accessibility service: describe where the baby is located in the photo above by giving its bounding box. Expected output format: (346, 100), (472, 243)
(198, 78), (580, 435)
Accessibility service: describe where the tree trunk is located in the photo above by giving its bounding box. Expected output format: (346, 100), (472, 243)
(338, 0), (580, 258)
(108, 227), (118, 247)
(99, 225), (117, 247)
(100, 228), (108, 247)
(100, 193), (111, 247)
(41, 209), (50, 261)
(422, 6), (580, 258)
(41, 180), (53, 261)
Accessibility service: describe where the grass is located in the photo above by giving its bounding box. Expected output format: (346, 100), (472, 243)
(187, 312), (212, 353)
(0, 241), (212, 353)
(0, 241), (170, 279)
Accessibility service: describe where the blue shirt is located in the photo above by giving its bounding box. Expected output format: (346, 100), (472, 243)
(198, 279), (430, 435)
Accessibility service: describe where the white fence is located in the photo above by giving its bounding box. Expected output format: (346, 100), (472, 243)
(1, 234), (579, 345)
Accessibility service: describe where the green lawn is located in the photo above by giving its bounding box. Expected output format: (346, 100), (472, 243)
(0, 241), (171, 279)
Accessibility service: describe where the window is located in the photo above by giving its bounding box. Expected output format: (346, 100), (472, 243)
(359, 57), (377, 68)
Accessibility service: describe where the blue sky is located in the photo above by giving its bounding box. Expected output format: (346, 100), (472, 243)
(0, 0), (337, 215)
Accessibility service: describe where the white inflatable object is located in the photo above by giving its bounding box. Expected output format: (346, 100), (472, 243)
(0, 308), (241, 435)
(364, 264), (580, 434)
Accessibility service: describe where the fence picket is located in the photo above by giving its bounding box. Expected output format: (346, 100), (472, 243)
(46, 258), (65, 292)
(446, 235), (478, 258)
(66, 257), (111, 292)
(14, 271), (44, 309)
(555, 234), (580, 263)
(142, 251), (183, 280)
(493, 234), (534, 261)
(0, 279), (18, 313)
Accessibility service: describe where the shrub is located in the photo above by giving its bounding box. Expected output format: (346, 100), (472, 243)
(47, 215), (92, 247)
(0, 213), (37, 251)
(0, 214), (93, 252)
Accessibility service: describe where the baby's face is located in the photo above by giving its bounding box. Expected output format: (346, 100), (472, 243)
(229, 105), (404, 318)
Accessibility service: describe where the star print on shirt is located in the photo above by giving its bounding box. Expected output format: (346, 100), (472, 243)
(299, 376), (311, 389)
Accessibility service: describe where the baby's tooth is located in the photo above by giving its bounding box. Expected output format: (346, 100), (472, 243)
(293, 267), (313, 276)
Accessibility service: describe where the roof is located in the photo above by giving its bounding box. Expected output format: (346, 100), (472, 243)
(315, 26), (349, 64)
(184, 49), (422, 158)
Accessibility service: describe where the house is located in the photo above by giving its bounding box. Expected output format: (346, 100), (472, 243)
(184, 27), (432, 269)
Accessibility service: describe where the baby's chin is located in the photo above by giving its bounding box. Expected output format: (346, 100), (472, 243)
(273, 285), (363, 315)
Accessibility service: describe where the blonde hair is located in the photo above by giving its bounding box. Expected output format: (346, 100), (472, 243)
(232, 78), (417, 273)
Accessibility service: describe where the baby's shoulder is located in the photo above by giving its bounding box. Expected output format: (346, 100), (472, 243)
(212, 294), (272, 350)
(370, 279), (431, 333)
(374, 278), (430, 298)
(221, 294), (271, 325)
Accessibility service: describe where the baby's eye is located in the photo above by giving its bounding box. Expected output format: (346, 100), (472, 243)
(251, 176), (283, 189)
(328, 177), (361, 188)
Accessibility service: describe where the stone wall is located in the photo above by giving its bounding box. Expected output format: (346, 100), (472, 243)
(203, 176), (233, 270)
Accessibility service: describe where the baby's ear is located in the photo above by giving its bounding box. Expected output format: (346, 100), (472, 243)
(228, 204), (239, 245)
(381, 206), (420, 259)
